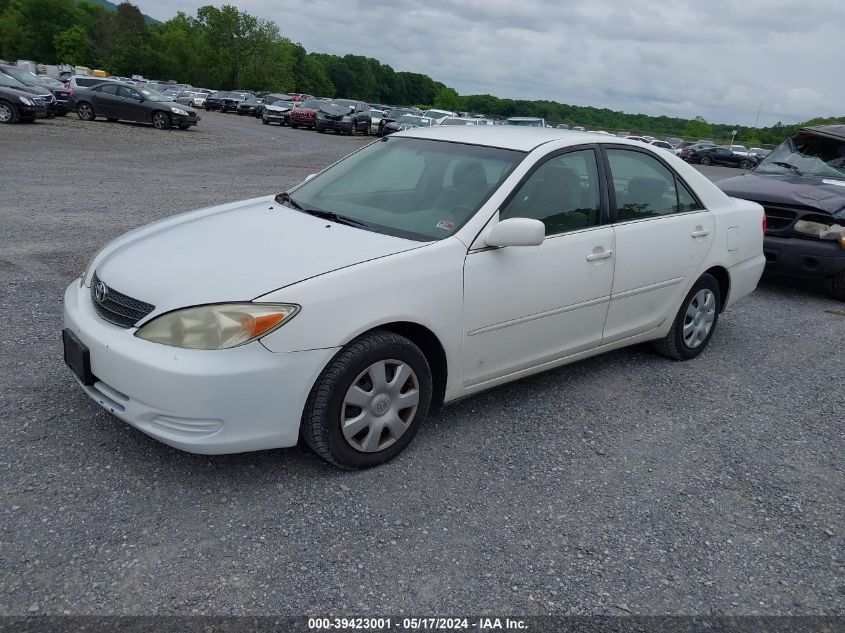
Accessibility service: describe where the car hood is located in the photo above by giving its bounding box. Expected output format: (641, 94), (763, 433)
(265, 104), (291, 112)
(718, 172), (845, 215)
(94, 195), (424, 313)
(319, 103), (353, 116)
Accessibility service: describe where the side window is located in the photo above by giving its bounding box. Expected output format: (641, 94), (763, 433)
(676, 179), (703, 212)
(97, 84), (119, 95)
(500, 149), (601, 236)
(118, 86), (140, 100)
(606, 148), (695, 220)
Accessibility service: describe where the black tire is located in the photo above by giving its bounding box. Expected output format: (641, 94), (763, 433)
(0, 99), (17, 124)
(700, 156), (712, 166)
(347, 120), (355, 136)
(317, 126), (325, 133)
(652, 273), (721, 360)
(739, 159), (753, 170)
(290, 122), (298, 129)
(262, 117), (269, 125)
(76, 102), (95, 121)
(106, 118), (118, 122)
(152, 111), (170, 130)
(832, 271), (845, 302)
(301, 330), (433, 469)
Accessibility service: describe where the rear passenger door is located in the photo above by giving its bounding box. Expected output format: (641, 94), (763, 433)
(116, 86), (148, 123)
(601, 146), (715, 343)
(90, 83), (120, 117)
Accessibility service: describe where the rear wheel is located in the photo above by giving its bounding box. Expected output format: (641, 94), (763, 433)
(291, 122), (298, 129)
(262, 117), (269, 125)
(301, 330), (432, 469)
(76, 102), (95, 121)
(652, 273), (721, 360)
(832, 271), (845, 302)
(152, 111), (170, 130)
(700, 156), (712, 166)
(0, 100), (17, 123)
(739, 159), (753, 170)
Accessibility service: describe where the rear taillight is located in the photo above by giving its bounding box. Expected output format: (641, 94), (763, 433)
(762, 213), (767, 235)
(69, 87), (75, 96)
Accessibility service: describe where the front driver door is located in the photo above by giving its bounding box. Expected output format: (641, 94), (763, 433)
(462, 146), (615, 388)
(116, 86), (148, 122)
(90, 83), (120, 118)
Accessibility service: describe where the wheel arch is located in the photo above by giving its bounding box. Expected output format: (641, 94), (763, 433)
(353, 321), (448, 411)
(703, 265), (730, 313)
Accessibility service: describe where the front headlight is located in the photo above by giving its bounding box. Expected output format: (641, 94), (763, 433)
(18, 96), (34, 106)
(171, 107), (189, 116)
(135, 303), (300, 350)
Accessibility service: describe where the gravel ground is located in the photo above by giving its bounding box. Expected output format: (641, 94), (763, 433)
(0, 114), (843, 617)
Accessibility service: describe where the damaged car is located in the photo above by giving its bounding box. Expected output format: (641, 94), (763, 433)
(315, 99), (371, 135)
(719, 125), (845, 300)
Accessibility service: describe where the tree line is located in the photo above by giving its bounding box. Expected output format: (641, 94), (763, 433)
(1, 0), (841, 145)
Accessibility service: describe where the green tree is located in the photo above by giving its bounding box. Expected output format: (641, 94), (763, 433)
(684, 116), (713, 139)
(434, 86), (460, 111)
(53, 24), (88, 64)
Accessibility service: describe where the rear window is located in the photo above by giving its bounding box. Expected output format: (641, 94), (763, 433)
(77, 78), (106, 87)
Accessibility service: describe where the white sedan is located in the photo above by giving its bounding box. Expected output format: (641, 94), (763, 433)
(63, 128), (766, 468)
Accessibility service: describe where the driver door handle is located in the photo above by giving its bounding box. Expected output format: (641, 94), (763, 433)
(586, 249), (613, 262)
(691, 229), (711, 238)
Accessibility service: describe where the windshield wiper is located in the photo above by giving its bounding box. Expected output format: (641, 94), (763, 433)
(771, 161), (803, 175)
(273, 192), (372, 229)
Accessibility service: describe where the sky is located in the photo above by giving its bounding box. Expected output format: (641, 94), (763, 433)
(135, 0), (845, 127)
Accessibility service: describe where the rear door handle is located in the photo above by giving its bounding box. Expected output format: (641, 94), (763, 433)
(691, 229), (710, 238)
(586, 249), (613, 262)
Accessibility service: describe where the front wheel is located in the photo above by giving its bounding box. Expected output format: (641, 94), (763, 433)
(152, 111), (171, 130)
(700, 156), (712, 166)
(0, 100), (17, 124)
(739, 159), (753, 170)
(652, 273), (721, 360)
(301, 330), (433, 469)
(76, 102), (95, 121)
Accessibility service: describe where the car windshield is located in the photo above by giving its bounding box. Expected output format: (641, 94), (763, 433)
(506, 119), (542, 127)
(38, 76), (64, 87)
(388, 109), (412, 118)
(730, 145), (748, 152)
(138, 88), (171, 102)
(425, 111), (450, 120)
(2, 67), (40, 86)
(755, 133), (845, 179)
(0, 73), (26, 88)
(282, 137), (525, 241)
(212, 91), (229, 98)
(269, 100), (293, 108)
(440, 118), (471, 126)
(299, 100), (321, 109)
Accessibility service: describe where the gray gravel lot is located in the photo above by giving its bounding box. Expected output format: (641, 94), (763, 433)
(0, 114), (843, 616)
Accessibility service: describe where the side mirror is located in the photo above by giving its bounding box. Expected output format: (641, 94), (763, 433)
(484, 218), (545, 247)
(304, 173), (317, 182)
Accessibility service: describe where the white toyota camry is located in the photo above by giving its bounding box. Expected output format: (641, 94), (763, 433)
(63, 127), (766, 468)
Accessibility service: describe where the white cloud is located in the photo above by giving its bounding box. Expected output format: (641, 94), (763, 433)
(136, 0), (845, 126)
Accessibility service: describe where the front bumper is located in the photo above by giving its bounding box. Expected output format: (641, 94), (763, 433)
(316, 118), (351, 132)
(63, 279), (338, 454)
(17, 103), (46, 119)
(763, 235), (845, 279)
(172, 114), (201, 126)
(263, 112), (288, 123)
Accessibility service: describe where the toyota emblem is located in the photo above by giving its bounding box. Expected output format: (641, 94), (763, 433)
(94, 281), (108, 303)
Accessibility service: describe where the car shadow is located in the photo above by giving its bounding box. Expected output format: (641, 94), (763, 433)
(759, 273), (833, 301)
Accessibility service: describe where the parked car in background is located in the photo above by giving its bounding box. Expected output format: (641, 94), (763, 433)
(315, 99), (371, 135)
(0, 72), (54, 116)
(254, 93), (290, 118)
(63, 129), (765, 467)
(676, 142), (714, 159)
(440, 117), (476, 126)
(505, 117), (545, 127)
(556, 123), (570, 129)
(220, 91), (251, 113)
(262, 99), (294, 125)
(650, 140), (675, 151)
(73, 82), (200, 130)
(0, 65), (69, 115)
(369, 109), (385, 134)
(422, 109), (455, 123)
(685, 146), (758, 169)
(203, 91), (230, 111)
(749, 147), (771, 159)
(67, 75), (117, 91)
(289, 99), (322, 129)
(174, 92), (207, 109)
(626, 135), (650, 143)
(719, 125), (845, 300)
(380, 114), (434, 136)
(236, 95), (266, 116)
(727, 145), (750, 157)
(0, 64), (59, 116)
(0, 82), (47, 122)
(378, 107), (421, 136)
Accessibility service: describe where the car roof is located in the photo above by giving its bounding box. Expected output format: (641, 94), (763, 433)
(398, 125), (649, 152)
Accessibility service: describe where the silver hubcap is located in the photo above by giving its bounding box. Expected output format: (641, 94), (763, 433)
(80, 105), (91, 119)
(0, 104), (11, 122)
(154, 114), (166, 128)
(341, 359), (419, 453)
(683, 289), (716, 348)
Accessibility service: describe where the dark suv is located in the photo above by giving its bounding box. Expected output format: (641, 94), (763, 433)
(315, 99), (371, 135)
(719, 125), (845, 301)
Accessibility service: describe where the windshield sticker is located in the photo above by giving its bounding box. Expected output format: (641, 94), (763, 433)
(436, 220), (455, 231)
(823, 179), (845, 187)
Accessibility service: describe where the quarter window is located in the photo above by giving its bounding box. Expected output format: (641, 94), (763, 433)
(500, 149), (601, 235)
(605, 148), (702, 220)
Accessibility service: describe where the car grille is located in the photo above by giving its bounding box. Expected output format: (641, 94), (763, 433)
(32, 95), (52, 106)
(762, 205), (843, 238)
(90, 272), (155, 328)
